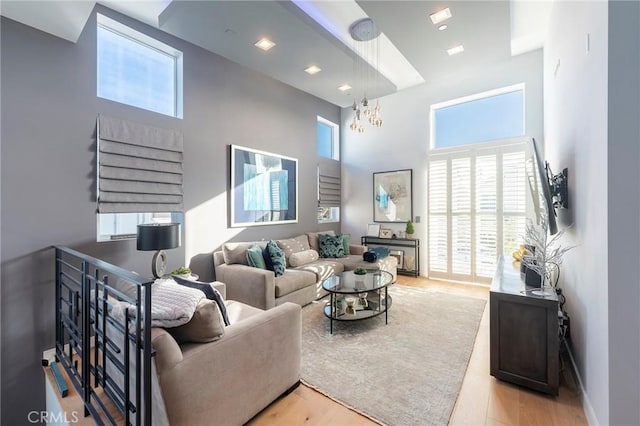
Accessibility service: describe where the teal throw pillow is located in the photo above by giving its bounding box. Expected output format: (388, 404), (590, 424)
(339, 234), (350, 255)
(319, 234), (346, 258)
(266, 240), (286, 277)
(246, 244), (266, 269)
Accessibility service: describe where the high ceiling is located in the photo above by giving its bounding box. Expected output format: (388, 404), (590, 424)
(0, 0), (552, 107)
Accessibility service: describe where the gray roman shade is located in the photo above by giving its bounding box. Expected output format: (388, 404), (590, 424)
(97, 115), (183, 213)
(318, 158), (341, 208)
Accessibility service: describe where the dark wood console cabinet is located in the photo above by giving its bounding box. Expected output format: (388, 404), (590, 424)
(490, 255), (559, 395)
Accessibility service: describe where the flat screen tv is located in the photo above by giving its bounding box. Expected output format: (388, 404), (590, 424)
(527, 137), (558, 235)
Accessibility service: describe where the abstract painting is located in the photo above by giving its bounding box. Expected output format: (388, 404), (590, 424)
(230, 145), (298, 227)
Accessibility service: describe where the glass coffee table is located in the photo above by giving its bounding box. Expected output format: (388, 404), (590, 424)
(321, 270), (394, 334)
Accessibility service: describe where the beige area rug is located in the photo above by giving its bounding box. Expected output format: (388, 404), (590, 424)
(301, 285), (486, 426)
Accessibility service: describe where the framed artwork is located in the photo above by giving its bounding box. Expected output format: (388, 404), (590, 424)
(379, 228), (393, 239)
(366, 223), (381, 237)
(389, 250), (404, 270)
(230, 145), (298, 227)
(373, 169), (413, 222)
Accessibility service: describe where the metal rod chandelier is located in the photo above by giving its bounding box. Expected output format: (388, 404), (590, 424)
(349, 18), (383, 133)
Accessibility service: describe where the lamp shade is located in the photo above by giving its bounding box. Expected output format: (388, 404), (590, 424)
(136, 223), (181, 251)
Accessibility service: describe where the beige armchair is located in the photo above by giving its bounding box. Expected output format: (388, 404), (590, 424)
(151, 289), (302, 425)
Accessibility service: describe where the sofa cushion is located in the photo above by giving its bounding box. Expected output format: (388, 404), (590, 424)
(274, 269), (317, 298)
(289, 249), (319, 267)
(266, 240), (286, 277)
(168, 299), (225, 343)
(319, 234), (346, 258)
(276, 235), (310, 265)
(223, 242), (260, 265)
(225, 300), (265, 323)
(307, 230), (336, 252)
(246, 244), (267, 270)
(296, 260), (345, 282)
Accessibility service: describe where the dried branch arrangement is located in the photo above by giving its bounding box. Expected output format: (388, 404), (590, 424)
(521, 215), (575, 288)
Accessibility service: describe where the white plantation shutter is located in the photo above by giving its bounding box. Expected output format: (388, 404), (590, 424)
(428, 160), (448, 273)
(428, 140), (528, 283)
(451, 158), (471, 276)
(502, 151), (527, 254)
(475, 154), (497, 278)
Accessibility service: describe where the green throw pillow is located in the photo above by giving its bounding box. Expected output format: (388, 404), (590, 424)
(339, 234), (350, 255)
(319, 234), (346, 258)
(266, 240), (286, 277)
(246, 244), (266, 269)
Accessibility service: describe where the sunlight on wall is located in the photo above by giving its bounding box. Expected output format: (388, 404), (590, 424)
(184, 192), (243, 263)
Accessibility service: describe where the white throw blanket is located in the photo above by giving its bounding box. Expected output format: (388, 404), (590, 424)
(111, 277), (204, 328)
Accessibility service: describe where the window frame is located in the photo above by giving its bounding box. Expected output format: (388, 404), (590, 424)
(317, 116), (340, 160)
(429, 83), (525, 151)
(97, 212), (182, 242)
(96, 14), (184, 118)
(427, 137), (530, 284)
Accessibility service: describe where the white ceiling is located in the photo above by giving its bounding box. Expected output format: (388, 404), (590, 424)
(0, 0), (552, 107)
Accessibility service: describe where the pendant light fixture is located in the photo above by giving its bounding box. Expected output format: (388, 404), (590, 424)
(349, 18), (383, 133)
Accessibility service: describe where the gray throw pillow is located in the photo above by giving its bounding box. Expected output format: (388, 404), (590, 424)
(266, 240), (286, 277)
(319, 234), (346, 258)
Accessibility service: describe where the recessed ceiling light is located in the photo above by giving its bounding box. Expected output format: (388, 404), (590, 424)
(447, 45), (464, 56)
(304, 65), (322, 75)
(338, 84), (352, 92)
(430, 8), (452, 25)
(438, 24), (448, 31)
(254, 38), (275, 51)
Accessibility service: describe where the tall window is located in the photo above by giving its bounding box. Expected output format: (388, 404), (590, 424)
(97, 14), (183, 118)
(317, 116), (339, 160)
(431, 84), (524, 149)
(428, 85), (527, 282)
(428, 140), (528, 283)
(317, 117), (340, 223)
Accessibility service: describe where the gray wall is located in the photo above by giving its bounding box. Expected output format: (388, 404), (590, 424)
(543, 1), (609, 422)
(607, 2), (640, 425)
(0, 4), (339, 424)
(544, 1), (640, 424)
(340, 49), (544, 274)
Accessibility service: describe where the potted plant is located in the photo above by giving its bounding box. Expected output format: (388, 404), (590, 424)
(353, 267), (367, 275)
(405, 220), (414, 238)
(171, 266), (192, 279)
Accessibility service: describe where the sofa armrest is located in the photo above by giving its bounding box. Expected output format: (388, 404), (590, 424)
(210, 281), (226, 299)
(214, 263), (276, 310)
(151, 328), (183, 373)
(349, 244), (367, 255)
(157, 302), (301, 426)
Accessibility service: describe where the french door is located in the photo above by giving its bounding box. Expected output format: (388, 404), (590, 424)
(428, 139), (528, 284)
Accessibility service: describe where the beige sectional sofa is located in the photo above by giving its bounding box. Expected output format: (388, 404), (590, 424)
(213, 231), (398, 310)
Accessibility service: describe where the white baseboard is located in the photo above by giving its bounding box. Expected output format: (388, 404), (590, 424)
(564, 341), (599, 426)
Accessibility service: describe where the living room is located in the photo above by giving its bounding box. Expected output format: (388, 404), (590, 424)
(1, 1), (639, 425)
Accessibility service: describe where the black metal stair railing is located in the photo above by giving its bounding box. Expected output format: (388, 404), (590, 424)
(54, 246), (154, 425)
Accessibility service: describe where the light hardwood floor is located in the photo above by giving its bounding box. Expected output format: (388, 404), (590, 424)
(250, 276), (588, 426)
